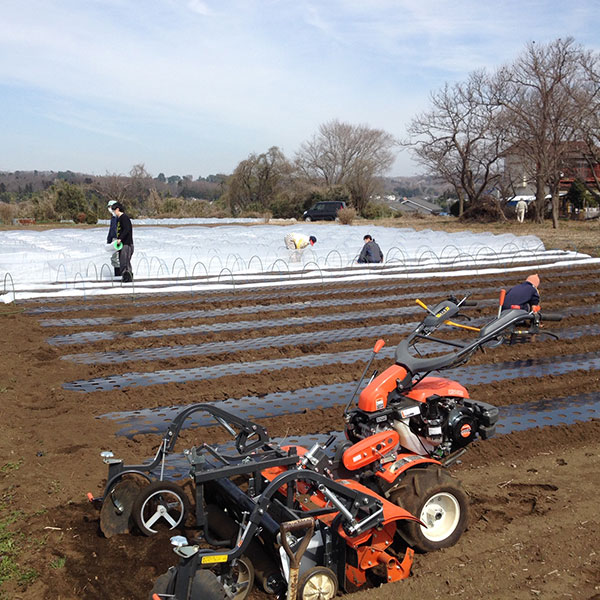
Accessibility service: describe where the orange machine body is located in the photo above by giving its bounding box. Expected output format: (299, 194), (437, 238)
(357, 365), (469, 413)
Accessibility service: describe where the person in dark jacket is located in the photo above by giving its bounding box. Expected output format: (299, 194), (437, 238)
(357, 235), (383, 264)
(112, 203), (134, 282)
(502, 274), (540, 311)
(106, 200), (120, 276)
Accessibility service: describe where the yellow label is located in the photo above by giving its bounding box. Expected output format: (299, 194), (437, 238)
(201, 554), (228, 564)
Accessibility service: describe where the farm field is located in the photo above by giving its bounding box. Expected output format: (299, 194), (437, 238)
(1, 219), (599, 600)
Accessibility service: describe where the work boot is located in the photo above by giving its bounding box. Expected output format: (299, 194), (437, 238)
(122, 271), (132, 283)
(114, 267), (121, 276)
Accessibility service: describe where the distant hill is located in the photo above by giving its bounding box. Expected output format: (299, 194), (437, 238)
(380, 175), (453, 201)
(0, 170), (224, 201)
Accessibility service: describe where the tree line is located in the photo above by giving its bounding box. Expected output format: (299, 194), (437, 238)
(2, 37), (599, 228)
(406, 37), (600, 226)
(0, 119), (399, 224)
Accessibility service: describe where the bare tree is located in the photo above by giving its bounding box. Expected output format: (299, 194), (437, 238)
(92, 173), (132, 205)
(224, 147), (292, 215)
(494, 38), (592, 227)
(295, 120), (397, 215)
(91, 164), (154, 213)
(571, 53), (600, 195)
(405, 70), (506, 216)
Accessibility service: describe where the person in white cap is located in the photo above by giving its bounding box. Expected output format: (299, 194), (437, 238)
(111, 202), (134, 282)
(106, 200), (120, 276)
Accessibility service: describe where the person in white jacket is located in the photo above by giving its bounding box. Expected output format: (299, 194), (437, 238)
(284, 233), (316, 262)
(516, 199), (528, 223)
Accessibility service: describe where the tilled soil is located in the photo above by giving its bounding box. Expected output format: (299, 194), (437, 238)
(1, 263), (599, 600)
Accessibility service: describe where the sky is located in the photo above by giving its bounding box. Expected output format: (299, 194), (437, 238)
(1, 1), (599, 179)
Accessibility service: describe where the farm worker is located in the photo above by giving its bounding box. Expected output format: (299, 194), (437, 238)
(111, 202), (134, 282)
(502, 274), (540, 312)
(357, 234), (383, 264)
(106, 200), (121, 276)
(516, 199), (528, 223)
(284, 232), (316, 262)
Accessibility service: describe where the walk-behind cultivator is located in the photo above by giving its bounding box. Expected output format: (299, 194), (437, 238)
(88, 293), (563, 599)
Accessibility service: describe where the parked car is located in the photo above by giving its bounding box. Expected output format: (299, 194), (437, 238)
(303, 200), (346, 221)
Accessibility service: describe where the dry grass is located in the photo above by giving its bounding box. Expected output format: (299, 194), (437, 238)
(369, 215), (600, 257)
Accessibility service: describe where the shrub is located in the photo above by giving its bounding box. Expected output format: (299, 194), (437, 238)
(337, 206), (357, 224)
(269, 196), (305, 219)
(0, 202), (15, 224)
(362, 201), (394, 220)
(29, 193), (58, 222)
(54, 181), (85, 221)
(459, 196), (506, 223)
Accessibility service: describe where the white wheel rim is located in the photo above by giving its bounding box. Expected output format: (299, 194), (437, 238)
(140, 490), (184, 533)
(419, 491), (460, 542)
(302, 572), (336, 600)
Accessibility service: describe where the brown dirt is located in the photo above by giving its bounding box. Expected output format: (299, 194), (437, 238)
(1, 218), (599, 600)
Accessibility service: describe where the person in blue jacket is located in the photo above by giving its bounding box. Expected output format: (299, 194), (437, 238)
(106, 200), (120, 276)
(357, 235), (384, 264)
(502, 274), (540, 311)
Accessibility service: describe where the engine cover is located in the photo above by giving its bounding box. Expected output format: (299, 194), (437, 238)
(447, 409), (478, 448)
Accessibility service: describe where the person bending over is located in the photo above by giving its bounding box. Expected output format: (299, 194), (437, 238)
(284, 232), (316, 262)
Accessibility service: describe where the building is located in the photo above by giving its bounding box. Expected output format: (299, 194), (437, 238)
(503, 141), (600, 216)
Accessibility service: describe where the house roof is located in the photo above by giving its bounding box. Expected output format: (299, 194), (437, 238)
(390, 197), (441, 214)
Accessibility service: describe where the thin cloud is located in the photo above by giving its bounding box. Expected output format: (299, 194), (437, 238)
(187, 0), (213, 16)
(1, 0), (600, 175)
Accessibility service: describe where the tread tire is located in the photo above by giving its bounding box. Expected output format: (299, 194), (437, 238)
(149, 570), (174, 599)
(389, 466), (469, 552)
(190, 569), (228, 600)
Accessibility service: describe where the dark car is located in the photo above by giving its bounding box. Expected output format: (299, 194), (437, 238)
(303, 201), (346, 222)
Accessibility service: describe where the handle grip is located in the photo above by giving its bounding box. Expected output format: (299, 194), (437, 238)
(540, 312), (563, 322)
(280, 518), (315, 569)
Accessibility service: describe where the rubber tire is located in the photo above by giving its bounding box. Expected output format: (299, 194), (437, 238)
(298, 566), (338, 600)
(149, 571), (174, 599)
(304, 216), (312, 222)
(220, 557), (254, 600)
(389, 466), (469, 553)
(190, 569), (228, 600)
(132, 480), (189, 536)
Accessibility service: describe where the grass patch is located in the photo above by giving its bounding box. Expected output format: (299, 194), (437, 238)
(0, 510), (38, 588)
(50, 556), (66, 569)
(0, 511), (23, 584)
(17, 568), (38, 585)
(0, 460), (23, 474)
